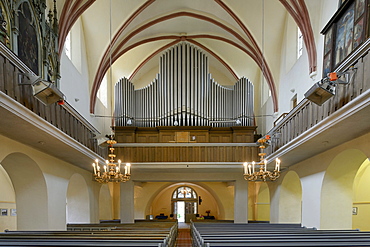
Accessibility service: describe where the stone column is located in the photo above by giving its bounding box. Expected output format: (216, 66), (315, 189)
(234, 178), (248, 223)
(120, 180), (135, 223)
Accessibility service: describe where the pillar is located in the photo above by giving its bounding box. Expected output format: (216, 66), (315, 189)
(120, 180), (134, 223)
(234, 178), (248, 223)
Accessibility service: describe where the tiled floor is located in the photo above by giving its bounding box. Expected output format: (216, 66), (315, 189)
(175, 223), (192, 247)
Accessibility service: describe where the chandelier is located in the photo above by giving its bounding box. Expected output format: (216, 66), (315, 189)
(92, 138), (131, 183)
(243, 137), (281, 181)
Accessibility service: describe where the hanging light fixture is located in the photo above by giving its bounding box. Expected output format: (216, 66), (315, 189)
(91, 0), (131, 183)
(243, 137), (280, 181)
(92, 138), (131, 183)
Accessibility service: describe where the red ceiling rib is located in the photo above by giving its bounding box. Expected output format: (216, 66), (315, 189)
(58, 0), (96, 55)
(215, 0), (278, 113)
(91, 11), (275, 113)
(280, 0), (317, 74)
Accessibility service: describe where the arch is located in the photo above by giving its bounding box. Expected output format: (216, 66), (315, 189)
(1, 152), (48, 230)
(90, 11), (278, 113)
(0, 164), (16, 231)
(66, 173), (90, 223)
(256, 182), (270, 221)
(99, 183), (113, 221)
(321, 149), (368, 229)
(352, 159), (370, 230)
(141, 182), (224, 220)
(279, 171), (302, 223)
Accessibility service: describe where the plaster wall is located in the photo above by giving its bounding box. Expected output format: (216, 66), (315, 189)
(0, 134), (100, 230)
(134, 182), (233, 220)
(279, 132), (370, 229)
(59, 18), (111, 137)
(352, 159), (370, 230)
(0, 165), (16, 231)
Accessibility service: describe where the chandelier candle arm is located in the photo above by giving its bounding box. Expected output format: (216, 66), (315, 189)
(243, 137), (281, 182)
(91, 138), (131, 183)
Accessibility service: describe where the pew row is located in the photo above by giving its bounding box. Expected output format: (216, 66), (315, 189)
(191, 222), (370, 247)
(0, 221), (177, 247)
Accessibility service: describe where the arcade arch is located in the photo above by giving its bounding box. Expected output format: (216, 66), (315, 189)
(279, 171), (302, 223)
(321, 149), (368, 229)
(66, 173), (90, 223)
(1, 153), (48, 230)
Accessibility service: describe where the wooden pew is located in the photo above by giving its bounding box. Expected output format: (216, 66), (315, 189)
(191, 222), (370, 247)
(0, 221), (177, 247)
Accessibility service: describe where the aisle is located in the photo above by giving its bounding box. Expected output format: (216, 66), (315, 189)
(176, 223), (192, 247)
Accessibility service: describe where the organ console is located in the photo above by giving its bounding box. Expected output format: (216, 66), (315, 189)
(114, 42), (254, 128)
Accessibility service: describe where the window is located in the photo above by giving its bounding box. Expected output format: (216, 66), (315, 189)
(291, 94), (297, 109)
(297, 28), (303, 59)
(65, 32), (71, 60)
(97, 75), (108, 108)
(172, 186), (197, 199)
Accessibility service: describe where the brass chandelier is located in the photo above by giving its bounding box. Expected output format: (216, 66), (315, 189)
(243, 137), (281, 181)
(92, 139), (131, 183)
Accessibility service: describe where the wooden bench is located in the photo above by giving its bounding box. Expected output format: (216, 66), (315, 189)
(191, 222), (370, 247)
(0, 221), (178, 247)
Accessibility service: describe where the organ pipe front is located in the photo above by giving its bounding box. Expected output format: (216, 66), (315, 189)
(114, 42), (254, 127)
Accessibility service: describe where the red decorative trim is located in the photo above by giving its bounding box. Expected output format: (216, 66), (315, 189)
(215, 0), (278, 113)
(90, 0), (156, 113)
(58, 0), (96, 54)
(128, 36), (241, 82)
(280, 0), (317, 74)
(91, 11), (268, 113)
(129, 39), (181, 81)
(187, 39), (238, 80)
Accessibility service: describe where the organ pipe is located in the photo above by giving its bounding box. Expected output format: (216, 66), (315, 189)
(114, 42), (254, 127)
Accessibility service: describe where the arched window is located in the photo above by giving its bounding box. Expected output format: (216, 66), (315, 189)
(172, 186), (197, 199)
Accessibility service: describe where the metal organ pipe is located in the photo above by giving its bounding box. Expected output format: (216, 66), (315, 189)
(114, 42), (254, 128)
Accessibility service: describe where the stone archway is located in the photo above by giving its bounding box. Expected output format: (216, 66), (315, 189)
(1, 153), (48, 230)
(99, 183), (113, 221)
(66, 173), (90, 223)
(321, 149), (368, 229)
(279, 171), (302, 223)
(352, 159), (370, 230)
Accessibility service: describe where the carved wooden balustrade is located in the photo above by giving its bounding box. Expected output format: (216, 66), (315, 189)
(0, 43), (105, 157)
(267, 41), (370, 156)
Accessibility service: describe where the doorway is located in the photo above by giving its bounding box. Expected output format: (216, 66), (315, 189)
(172, 186), (198, 223)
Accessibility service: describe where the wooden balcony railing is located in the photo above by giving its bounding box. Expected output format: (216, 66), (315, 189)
(0, 42), (105, 157)
(267, 40), (370, 155)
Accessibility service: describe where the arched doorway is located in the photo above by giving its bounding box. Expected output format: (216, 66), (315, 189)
(352, 158), (370, 230)
(0, 164), (16, 231)
(172, 186), (198, 223)
(321, 149), (367, 229)
(279, 171), (302, 223)
(66, 174), (90, 223)
(1, 153), (48, 230)
(99, 183), (113, 221)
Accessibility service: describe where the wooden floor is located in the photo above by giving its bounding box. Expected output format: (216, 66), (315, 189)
(176, 223), (192, 247)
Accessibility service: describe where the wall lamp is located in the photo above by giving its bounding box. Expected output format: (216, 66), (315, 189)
(304, 67), (357, 106)
(19, 72), (64, 105)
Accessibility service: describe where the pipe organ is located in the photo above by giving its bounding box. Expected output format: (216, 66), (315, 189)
(115, 42), (254, 127)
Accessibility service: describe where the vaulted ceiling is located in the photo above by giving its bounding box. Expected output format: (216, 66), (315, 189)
(54, 0), (317, 114)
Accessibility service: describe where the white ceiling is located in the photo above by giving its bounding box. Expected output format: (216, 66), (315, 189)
(57, 0), (289, 93)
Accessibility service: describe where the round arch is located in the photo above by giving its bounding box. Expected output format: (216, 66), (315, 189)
(66, 173), (90, 223)
(1, 152), (48, 230)
(279, 171), (302, 223)
(142, 182), (223, 220)
(321, 149), (368, 229)
(99, 183), (113, 221)
(352, 159), (370, 230)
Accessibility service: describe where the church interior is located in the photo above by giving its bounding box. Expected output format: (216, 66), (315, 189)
(0, 0), (370, 245)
